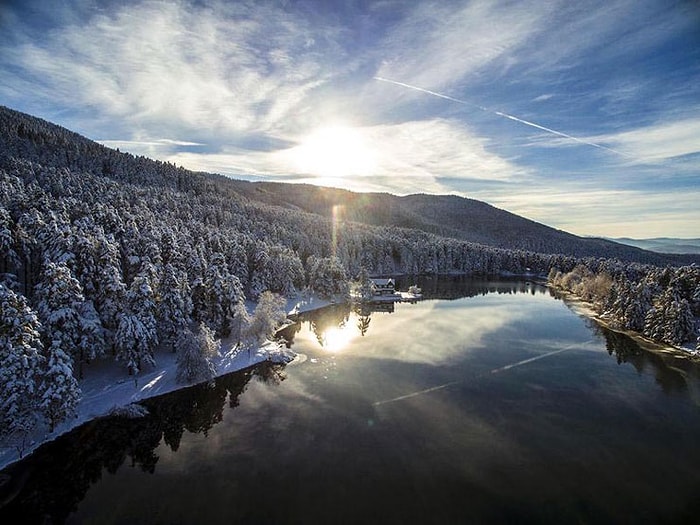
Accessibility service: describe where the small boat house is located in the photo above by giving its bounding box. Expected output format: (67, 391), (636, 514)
(370, 278), (396, 296)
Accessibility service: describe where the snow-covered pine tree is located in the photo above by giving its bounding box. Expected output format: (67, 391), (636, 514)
(0, 206), (19, 277)
(15, 209), (44, 297)
(36, 212), (74, 266)
(644, 287), (695, 346)
(114, 264), (158, 376)
(354, 267), (374, 301)
(0, 284), (44, 456)
(203, 253), (245, 337)
(40, 339), (80, 432)
(92, 235), (126, 351)
(667, 297), (695, 346)
(35, 260), (103, 378)
(626, 281), (654, 332)
(175, 323), (220, 385)
(157, 263), (192, 351)
(307, 256), (349, 299)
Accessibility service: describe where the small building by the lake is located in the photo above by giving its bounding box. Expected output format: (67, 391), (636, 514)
(371, 278), (396, 296)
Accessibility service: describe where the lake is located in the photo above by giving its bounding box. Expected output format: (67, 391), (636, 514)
(2, 277), (700, 524)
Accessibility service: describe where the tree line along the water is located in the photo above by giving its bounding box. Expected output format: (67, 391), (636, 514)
(1, 105), (698, 456)
(549, 264), (699, 350)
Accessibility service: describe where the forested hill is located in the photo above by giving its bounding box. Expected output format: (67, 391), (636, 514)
(0, 104), (694, 267)
(227, 180), (695, 263)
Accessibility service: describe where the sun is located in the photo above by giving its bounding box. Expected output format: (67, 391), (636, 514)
(291, 125), (377, 179)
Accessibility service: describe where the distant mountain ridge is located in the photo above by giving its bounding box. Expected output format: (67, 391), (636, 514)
(1, 104), (697, 266)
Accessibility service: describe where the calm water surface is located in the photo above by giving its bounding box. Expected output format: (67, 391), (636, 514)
(2, 278), (700, 524)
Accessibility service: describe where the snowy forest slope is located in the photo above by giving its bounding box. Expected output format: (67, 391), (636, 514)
(224, 181), (696, 265)
(1, 105), (694, 266)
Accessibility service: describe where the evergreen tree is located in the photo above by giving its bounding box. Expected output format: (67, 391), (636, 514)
(157, 263), (192, 351)
(0, 206), (19, 276)
(35, 260), (103, 378)
(203, 253), (245, 337)
(0, 284), (44, 456)
(92, 235), (126, 351)
(307, 256), (349, 299)
(353, 267), (374, 301)
(40, 340), (80, 432)
(114, 264), (158, 376)
(644, 288), (695, 346)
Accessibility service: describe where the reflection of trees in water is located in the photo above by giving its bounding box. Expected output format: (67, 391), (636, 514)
(591, 322), (699, 396)
(282, 302), (398, 345)
(0, 362), (284, 524)
(309, 303), (351, 347)
(357, 314), (371, 337)
(395, 275), (547, 300)
(280, 279), (547, 347)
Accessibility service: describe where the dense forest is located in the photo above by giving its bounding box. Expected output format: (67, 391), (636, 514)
(1, 104), (698, 450)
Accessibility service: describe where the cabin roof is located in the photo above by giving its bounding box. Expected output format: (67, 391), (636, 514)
(370, 278), (395, 286)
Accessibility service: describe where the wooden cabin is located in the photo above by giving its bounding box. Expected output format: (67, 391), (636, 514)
(370, 278), (396, 296)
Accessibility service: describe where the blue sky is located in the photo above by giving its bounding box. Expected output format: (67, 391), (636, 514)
(1, 0), (699, 238)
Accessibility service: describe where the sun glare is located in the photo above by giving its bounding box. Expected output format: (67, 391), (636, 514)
(321, 326), (354, 353)
(292, 125), (377, 179)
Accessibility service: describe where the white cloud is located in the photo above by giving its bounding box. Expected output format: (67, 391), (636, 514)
(98, 139), (204, 148)
(166, 118), (525, 194)
(375, 0), (545, 92)
(589, 118), (700, 163)
(487, 187), (700, 238)
(5, 0), (345, 139)
(532, 93), (554, 102)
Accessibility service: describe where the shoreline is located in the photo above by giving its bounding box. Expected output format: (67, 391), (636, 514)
(0, 293), (336, 471)
(551, 286), (699, 360)
(0, 337), (296, 472)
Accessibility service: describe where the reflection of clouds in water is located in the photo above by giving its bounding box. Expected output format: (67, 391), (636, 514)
(352, 299), (528, 365)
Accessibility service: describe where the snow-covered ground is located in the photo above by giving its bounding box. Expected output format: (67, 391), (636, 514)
(0, 335), (296, 471)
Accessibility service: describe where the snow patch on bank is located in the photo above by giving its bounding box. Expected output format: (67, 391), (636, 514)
(0, 337), (295, 471)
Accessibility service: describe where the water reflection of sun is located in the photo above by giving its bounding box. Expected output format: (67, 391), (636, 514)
(321, 326), (355, 353)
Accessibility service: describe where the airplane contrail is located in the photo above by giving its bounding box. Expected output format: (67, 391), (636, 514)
(373, 76), (630, 158)
(372, 341), (591, 407)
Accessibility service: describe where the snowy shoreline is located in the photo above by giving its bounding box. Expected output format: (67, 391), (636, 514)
(0, 291), (409, 471)
(0, 335), (297, 472)
(0, 292), (367, 471)
(553, 287), (699, 359)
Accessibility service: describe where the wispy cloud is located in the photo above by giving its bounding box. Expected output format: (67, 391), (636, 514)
(375, 0), (546, 92)
(588, 118), (700, 163)
(168, 118), (525, 194)
(2, 1), (346, 140)
(99, 139), (204, 148)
